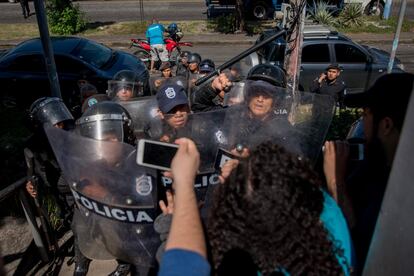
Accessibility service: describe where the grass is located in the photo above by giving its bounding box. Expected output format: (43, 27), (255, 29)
(337, 16), (414, 33)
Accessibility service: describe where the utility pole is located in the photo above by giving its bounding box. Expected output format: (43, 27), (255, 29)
(387, 0), (406, 73)
(33, 0), (61, 99)
(139, 0), (144, 23)
(283, 1), (306, 95)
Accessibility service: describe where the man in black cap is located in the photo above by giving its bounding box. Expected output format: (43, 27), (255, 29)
(310, 63), (346, 108)
(323, 73), (414, 273)
(150, 83), (191, 142)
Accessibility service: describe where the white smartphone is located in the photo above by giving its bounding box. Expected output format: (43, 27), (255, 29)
(137, 139), (179, 171)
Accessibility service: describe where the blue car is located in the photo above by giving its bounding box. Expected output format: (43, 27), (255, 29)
(0, 36), (148, 109)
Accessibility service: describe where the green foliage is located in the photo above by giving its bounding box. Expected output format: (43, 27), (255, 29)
(326, 108), (361, 140)
(337, 3), (364, 27)
(47, 1), (86, 35)
(208, 14), (237, 34)
(308, 1), (336, 26)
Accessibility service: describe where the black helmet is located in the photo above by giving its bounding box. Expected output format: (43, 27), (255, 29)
(180, 51), (191, 59)
(29, 97), (74, 129)
(199, 59), (215, 74)
(76, 101), (135, 145)
(188, 53), (201, 65)
(167, 23), (178, 34)
(246, 64), (287, 88)
(107, 69), (150, 100)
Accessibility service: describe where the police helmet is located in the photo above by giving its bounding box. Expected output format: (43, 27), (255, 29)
(246, 63), (287, 88)
(76, 101), (135, 145)
(188, 53), (202, 65)
(199, 59), (215, 74)
(29, 97), (74, 129)
(107, 68), (150, 100)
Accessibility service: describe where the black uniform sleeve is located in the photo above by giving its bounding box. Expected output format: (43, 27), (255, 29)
(191, 80), (223, 113)
(309, 78), (321, 94)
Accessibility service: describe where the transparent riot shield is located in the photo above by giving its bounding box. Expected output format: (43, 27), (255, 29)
(141, 108), (228, 173)
(44, 126), (160, 266)
(222, 80), (335, 163)
(118, 96), (161, 139)
(223, 81), (245, 107)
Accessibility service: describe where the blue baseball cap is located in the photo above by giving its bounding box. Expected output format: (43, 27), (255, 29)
(156, 84), (189, 113)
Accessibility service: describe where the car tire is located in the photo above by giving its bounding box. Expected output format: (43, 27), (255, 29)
(364, 0), (384, 16)
(252, 2), (269, 20)
(133, 49), (151, 69)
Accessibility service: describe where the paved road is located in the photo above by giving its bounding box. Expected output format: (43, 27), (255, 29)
(119, 42), (414, 74)
(0, 0), (206, 24)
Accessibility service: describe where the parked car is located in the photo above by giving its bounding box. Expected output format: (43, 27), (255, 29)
(0, 36), (148, 109)
(253, 26), (404, 93)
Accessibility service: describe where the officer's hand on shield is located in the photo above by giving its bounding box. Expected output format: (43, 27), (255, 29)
(230, 147), (250, 159)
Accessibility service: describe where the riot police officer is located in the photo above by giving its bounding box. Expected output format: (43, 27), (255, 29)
(25, 97), (75, 224)
(107, 69), (151, 101)
(75, 102), (135, 276)
(175, 51), (191, 78)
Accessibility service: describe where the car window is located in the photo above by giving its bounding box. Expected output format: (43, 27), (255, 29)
(335, 44), (367, 63)
(73, 40), (112, 68)
(55, 56), (89, 74)
(7, 55), (46, 72)
(302, 44), (330, 63)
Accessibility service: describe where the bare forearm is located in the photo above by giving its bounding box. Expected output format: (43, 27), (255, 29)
(165, 181), (206, 258)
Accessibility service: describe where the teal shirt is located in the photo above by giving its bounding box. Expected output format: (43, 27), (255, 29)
(258, 191), (354, 276)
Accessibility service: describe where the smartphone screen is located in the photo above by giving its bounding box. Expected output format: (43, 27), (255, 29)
(138, 140), (178, 170)
(214, 148), (237, 171)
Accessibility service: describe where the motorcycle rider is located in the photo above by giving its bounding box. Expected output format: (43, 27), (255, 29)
(146, 19), (168, 73)
(107, 69), (151, 101)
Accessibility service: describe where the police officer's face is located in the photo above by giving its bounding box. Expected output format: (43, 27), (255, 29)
(248, 93), (273, 118)
(165, 104), (190, 129)
(327, 69), (340, 81)
(162, 68), (172, 78)
(189, 63), (198, 72)
(116, 87), (133, 101)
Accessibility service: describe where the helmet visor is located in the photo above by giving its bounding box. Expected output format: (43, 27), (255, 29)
(77, 114), (124, 142)
(32, 98), (74, 126)
(107, 80), (144, 100)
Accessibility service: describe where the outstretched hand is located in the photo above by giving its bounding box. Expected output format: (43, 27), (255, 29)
(170, 138), (200, 190)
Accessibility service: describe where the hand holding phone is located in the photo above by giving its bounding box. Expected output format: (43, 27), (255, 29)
(137, 139), (179, 171)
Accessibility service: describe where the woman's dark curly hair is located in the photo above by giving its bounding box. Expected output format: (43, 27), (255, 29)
(208, 142), (344, 275)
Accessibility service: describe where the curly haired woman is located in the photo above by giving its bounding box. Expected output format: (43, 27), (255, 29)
(208, 143), (353, 276)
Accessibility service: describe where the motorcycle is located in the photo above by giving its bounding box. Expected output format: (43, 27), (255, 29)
(130, 31), (193, 70)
